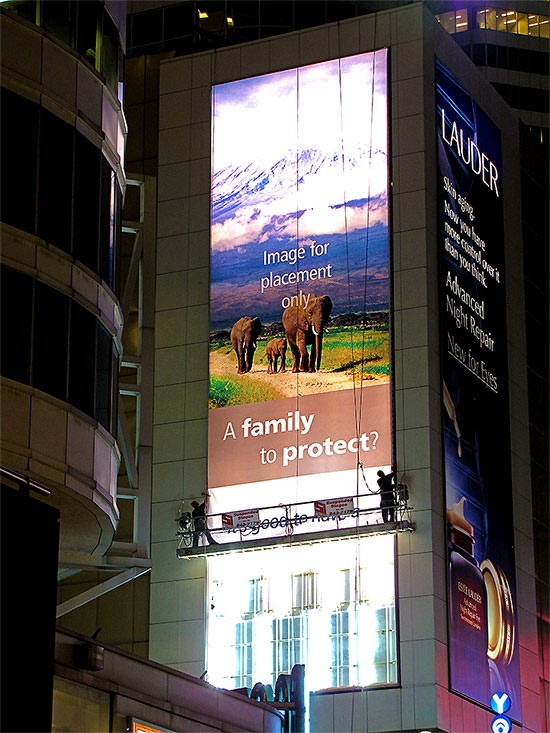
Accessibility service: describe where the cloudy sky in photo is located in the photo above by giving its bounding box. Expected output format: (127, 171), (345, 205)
(211, 49), (389, 254)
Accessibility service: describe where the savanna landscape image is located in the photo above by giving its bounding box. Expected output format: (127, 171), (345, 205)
(209, 311), (390, 409)
(209, 51), (390, 411)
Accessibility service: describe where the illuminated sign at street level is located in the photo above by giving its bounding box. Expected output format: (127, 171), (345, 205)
(491, 717), (512, 733)
(131, 720), (176, 733)
(490, 692), (511, 714)
(490, 692), (512, 733)
(234, 664), (305, 733)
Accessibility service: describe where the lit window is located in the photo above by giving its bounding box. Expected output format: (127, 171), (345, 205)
(234, 619), (254, 688)
(330, 610), (351, 687)
(478, 7), (497, 30)
(517, 12), (529, 35)
(292, 572), (318, 610)
(476, 7), (549, 36)
(272, 614), (308, 680)
(437, 9), (457, 33)
(496, 10), (508, 31)
(505, 10), (518, 33)
(455, 10), (468, 31)
(436, 8), (468, 33)
(476, 8), (488, 29)
(207, 536), (397, 692)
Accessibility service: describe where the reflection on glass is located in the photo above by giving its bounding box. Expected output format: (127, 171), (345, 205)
(436, 8), (468, 33)
(455, 9), (468, 32)
(505, 10), (517, 33)
(517, 13), (528, 35)
(528, 14), (540, 37)
(1, 0), (37, 24)
(496, 10), (507, 31)
(438, 9), (456, 33)
(2, 0), (121, 88)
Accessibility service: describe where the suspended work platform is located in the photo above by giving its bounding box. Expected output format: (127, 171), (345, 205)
(176, 489), (415, 558)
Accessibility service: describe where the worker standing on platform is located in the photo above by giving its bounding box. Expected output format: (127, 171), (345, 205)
(377, 470), (396, 524)
(191, 498), (218, 547)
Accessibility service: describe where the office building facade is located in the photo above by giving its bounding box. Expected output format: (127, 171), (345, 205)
(145, 3), (547, 731)
(1, 2), (547, 732)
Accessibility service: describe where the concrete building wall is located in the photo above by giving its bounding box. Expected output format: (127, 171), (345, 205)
(54, 628), (284, 732)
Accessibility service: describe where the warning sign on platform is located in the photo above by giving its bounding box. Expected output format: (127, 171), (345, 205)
(222, 509), (260, 529)
(314, 497), (355, 517)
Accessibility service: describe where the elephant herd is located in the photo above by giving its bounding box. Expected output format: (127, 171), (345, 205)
(230, 295), (332, 375)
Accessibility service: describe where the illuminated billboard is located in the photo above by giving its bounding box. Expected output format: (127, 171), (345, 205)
(207, 50), (391, 543)
(436, 60), (521, 716)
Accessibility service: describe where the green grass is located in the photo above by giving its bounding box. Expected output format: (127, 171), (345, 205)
(209, 375), (285, 409)
(209, 326), (390, 402)
(299, 327), (390, 378)
(325, 331), (390, 378)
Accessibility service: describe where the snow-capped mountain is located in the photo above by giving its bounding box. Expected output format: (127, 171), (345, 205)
(212, 146), (386, 223)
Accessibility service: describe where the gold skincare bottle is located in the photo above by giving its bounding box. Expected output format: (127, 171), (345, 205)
(447, 498), (489, 701)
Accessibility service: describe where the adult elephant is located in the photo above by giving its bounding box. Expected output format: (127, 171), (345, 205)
(282, 295), (332, 373)
(266, 338), (287, 374)
(230, 316), (262, 374)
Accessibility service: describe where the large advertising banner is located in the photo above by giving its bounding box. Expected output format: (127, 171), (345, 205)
(436, 60), (521, 716)
(208, 50), (391, 543)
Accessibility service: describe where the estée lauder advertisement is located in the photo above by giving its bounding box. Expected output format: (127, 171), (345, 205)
(207, 50), (392, 542)
(436, 60), (521, 716)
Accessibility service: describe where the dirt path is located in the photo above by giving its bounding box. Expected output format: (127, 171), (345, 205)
(209, 350), (386, 397)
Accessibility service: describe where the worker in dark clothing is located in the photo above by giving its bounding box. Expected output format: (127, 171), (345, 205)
(377, 470), (396, 523)
(191, 499), (218, 547)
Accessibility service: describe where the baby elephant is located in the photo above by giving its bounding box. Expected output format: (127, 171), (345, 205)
(266, 338), (287, 373)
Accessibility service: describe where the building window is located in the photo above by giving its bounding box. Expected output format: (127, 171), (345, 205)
(234, 619), (254, 689)
(33, 281), (70, 401)
(208, 536), (397, 692)
(527, 13), (550, 38)
(95, 322), (113, 431)
(0, 266), (33, 384)
(74, 135), (101, 274)
(69, 302), (96, 418)
(292, 572), (318, 610)
(0, 88), (38, 234)
(435, 7), (468, 33)
(475, 7), (549, 38)
(371, 604), (397, 684)
(272, 613), (308, 680)
(330, 609), (351, 687)
(0, 89), (121, 293)
(0, 266), (118, 433)
(1, 1), (123, 92)
(477, 7), (496, 30)
(37, 109), (74, 254)
(99, 162), (118, 288)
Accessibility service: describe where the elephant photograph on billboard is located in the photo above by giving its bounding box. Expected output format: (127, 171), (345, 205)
(209, 50), (390, 411)
(207, 50), (393, 543)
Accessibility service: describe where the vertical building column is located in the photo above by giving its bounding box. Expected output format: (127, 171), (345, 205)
(150, 52), (213, 674)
